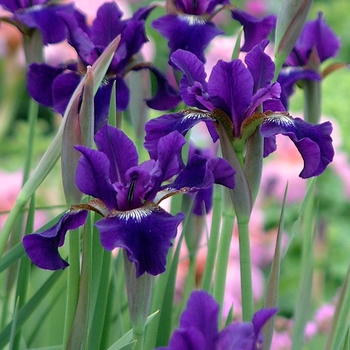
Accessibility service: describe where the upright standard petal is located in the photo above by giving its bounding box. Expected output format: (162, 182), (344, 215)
(287, 12), (341, 66)
(75, 145), (118, 210)
(96, 203), (185, 277)
(94, 124), (139, 185)
(261, 114), (334, 178)
(231, 9), (276, 52)
(171, 49), (212, 110)
(245, 40), (275, 93)
(152, 14), (224, 64)
(23, 210), (88, 270)
(208, 59), (254, 136)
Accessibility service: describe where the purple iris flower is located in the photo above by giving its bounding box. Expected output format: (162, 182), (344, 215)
(27, 2), (180, 130)
(0, 0), (74, 45)
(145, 41), (334, 178)
(230, 9), (276, 52)
(158, 290), (277, 350)
(278, 12), (341, 109)
(152, 0), (229, 65)
(23, 125), (234, 276)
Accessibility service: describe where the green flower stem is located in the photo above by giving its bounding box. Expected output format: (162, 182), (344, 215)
(124, 254), (152, 350)
(201, 187), (222, 292)
(22, 98), (39, 184)
(66, 213), (93, 350)
(237, 218), (254, 322)
(303, 79), (321, 124)
(213, 202), (235, 320)
(63, 229), (81, 348)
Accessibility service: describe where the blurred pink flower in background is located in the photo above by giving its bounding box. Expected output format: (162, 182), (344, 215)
(245, 0), (268, 16)
(0, 170), (47, 231)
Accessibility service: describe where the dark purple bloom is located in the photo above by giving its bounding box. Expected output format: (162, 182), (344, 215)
(158, 290), (277, 350)
(0, 0), (74, 44)
(23, 209), (88, 270)
(145, 41), (335, 178)
(23, 125), (234, 276)
(152, 0), (229, 65)
(27, 2), (180, 130)
(286, 12), (340, 67)
(278, 12), (341, 109)
(231, 9), (276, 52)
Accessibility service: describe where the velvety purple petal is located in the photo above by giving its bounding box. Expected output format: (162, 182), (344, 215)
(155, 131), (186, 180)
(52, 71), (81, 115)
(0, 0), (21, 12)
(94, 124), (139, 185)
(75, 145), (118, 209)
(208, 59), (253, 134)
(261, 115), (334, 178)
(170, 154), (215, 191)
(145, 131), (186, 201)
(288, 12), (341, 66)
(263, 135), (277, 157)
(144, 111), (213, 159)
(231, 9), (276, 52)
(16, 4), (75, 44)
(114, 75), (130, 110)
(192, 187), (213, 216)
(152, 14), (223, 64)
(116, 19), (148, 72)
(91, 2), (124, 47)
(60, 11), (95, 65)
(245, 40), (275, 92)
(133, 64), (181, 111)
(171, 49), (213, 110)
(277, 68), (321, 109)
(178, 291), (219, 348)
(96, 205), (185, 276)
(207, 158), (235, 188)
(216, 323), (255, 350)
(23, 210), (88, 270)
(252, 308), (278, 336)
(132, 4), (156, 21)
(27, 63), (65, 107)
(246, 82), (281, 118)
(166, 328), (206, 350)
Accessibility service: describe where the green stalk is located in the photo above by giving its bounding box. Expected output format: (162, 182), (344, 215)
(237, 218), (254, 322)
(22, 99), (39, 184)
(213, 201), (235, 320)
(66, 213), (93, 350)
(201, 187), (222, 292)
(303, 79), (321, 124)
(63, 229), (81, 348)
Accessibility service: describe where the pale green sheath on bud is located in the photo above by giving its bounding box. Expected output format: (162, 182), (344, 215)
(274, 0), (313, 77)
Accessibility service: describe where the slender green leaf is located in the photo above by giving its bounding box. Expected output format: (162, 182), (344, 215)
(0, 270), (65, 348)
(263, 184), (289, 349)
(291, 179), (316, 350)
(107, 311), (158, 350)
(324, 262), (350, 350)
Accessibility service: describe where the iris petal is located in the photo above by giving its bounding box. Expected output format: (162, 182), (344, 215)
(96, 203), (185, 277)
(152, 14), (223, 64)
(23, 210), (88, 270)
(261, 114), (334, 178)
